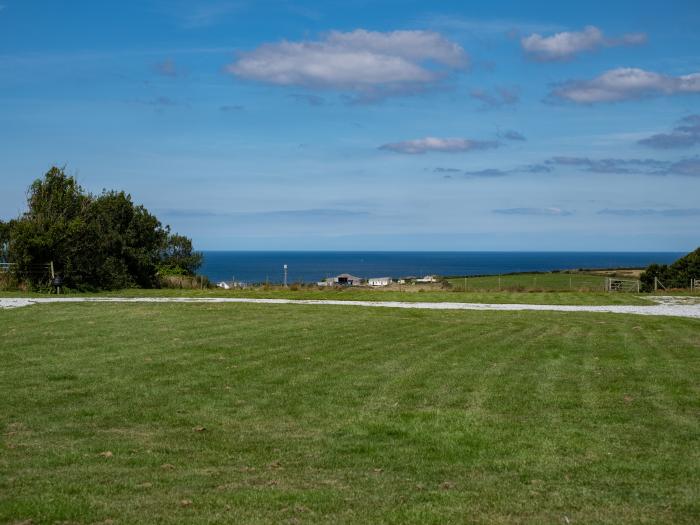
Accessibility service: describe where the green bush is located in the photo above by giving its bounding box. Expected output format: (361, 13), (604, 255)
(640, 248), (700, 291)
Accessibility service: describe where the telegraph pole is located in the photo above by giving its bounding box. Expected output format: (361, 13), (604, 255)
(283, 264), (288, 287)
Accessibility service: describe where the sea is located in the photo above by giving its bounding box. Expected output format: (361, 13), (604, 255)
(199, 251), (683, 284)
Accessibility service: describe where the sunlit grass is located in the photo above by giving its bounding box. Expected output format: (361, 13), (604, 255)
(1, 302), (699, 523)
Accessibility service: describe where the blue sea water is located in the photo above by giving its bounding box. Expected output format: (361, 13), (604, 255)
(199, 251), (683, 284)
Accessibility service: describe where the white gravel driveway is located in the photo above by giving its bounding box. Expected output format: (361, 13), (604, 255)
(1, 296), (699, 319)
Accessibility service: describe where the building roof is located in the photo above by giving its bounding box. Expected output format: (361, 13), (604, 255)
(336, 273), (362, 280)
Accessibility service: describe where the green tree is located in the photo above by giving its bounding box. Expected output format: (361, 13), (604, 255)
(7, 167), (90, 286)
(0, 220), (9, 262)
(5, 166), (200, 290)
(82, 191), (168, 288)
(640, 247), (700, 291)
(159, 233), (203, 275)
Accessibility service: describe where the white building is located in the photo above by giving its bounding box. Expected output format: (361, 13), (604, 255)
(368, 277), (392, 287)
(217, 280), (246, 289)
(318, 273), (364, 286)
(415, 275), (438, 283)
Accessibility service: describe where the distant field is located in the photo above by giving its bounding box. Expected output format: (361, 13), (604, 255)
(1, 302), (699, 524)
(447, 272), (608, 291)
(0, 287), (655, 305)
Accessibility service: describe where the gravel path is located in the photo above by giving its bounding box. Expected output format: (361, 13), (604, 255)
(1, 296), (700, 319)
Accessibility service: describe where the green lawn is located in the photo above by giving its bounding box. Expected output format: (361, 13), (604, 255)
(0, 287), (655, 305)
(1, 303), (699, 524)
(446, 272), (608, 291)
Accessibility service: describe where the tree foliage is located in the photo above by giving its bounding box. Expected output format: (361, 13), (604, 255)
(159, 234), (203, 276)
(640, 247), (700, 291)
(4, 167), (202, 290)
(0, 220), (9, 262)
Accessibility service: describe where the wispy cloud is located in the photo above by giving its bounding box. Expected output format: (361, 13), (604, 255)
(547, 156), (667, 174)
(462, 168), (511, 178)
(549, 68), (700, 104)
(161, 1), (241, 28)
(379, 137), (499, 154)
(521, 26), (646, 62)
(421, 14), (564, 38)
(128, 96), (186, 113)
(547, 156), (700, 176)
(498, 129), (526, 141)
(470, 86), (520, 110)
(227, 29), (468, 102)
(638, 114), (700, 149)
(439, 163), (549, 178)
(598, 208), (700, 217)
(288, 93), (326, 106)
(440, 156), (700, 178)
(160, 208), (370, 221)
(493, 207), (573, 216)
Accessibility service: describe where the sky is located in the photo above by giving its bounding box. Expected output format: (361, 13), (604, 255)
(0, 0), (699, 251)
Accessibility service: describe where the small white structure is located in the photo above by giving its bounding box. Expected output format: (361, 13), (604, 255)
(217, 280), (246, 290)
(416, 275), (438, 283)
(368, 277), (392, 287)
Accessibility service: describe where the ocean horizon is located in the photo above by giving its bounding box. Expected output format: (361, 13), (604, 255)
(199, 251), (684, 284)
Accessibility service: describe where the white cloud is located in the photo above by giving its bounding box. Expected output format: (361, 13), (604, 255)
(550, 68), (700, 103)
(227, 29), (468, 100)
(521, 26), (646, 61)
(379, 137), (499, 154)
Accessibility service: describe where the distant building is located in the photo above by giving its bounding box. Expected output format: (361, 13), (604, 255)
(368, 277), (392, 287)
(336, 273), (363, 286)
(318, 273), (363, 286)
(416, 275), (438, 283)
(217, 280), (246, 289)
(397, 276), (417, 284)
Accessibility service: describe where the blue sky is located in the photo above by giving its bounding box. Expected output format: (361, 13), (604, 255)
(1, 0), (699, 251)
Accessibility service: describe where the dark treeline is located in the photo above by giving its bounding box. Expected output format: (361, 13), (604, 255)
(640, 248), (700, 291)
(0, 167), (202, 291)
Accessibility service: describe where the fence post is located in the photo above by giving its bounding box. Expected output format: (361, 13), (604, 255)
(654, 277), (658, 292)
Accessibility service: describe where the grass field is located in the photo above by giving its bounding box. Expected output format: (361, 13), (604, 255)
(1, 302), (699, 524)
(446, 272), (608, 291)
(0, 287), (656, 306)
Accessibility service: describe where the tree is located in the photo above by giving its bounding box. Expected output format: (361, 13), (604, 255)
(82, 190), (168, 289)
(7, 167), (90, 286)
(159, 233), (203, 275)
(5, 167), (200, 290)
(0, 220), (9, 262)
(640, 247), (700, 291)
